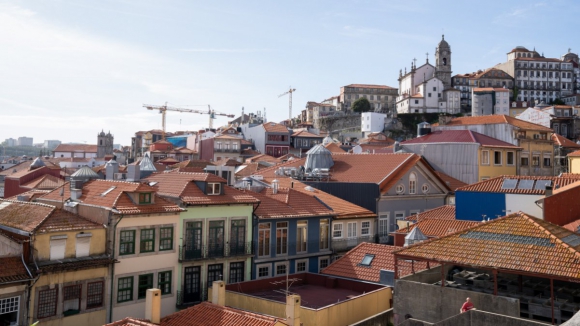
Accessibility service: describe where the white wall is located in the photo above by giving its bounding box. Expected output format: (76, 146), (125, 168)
(516, 108), (551, 127)
(361, 112), (386, 134)
(505, 194), (544, 218)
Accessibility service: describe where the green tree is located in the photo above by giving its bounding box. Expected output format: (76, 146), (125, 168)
(352, 97), (371, 113)
(549, 98), (565, 105)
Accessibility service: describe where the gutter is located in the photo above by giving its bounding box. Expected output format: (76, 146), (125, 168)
(108, 210), (124, 323)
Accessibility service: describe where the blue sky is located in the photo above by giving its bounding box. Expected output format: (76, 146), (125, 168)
(0, 0), (579, 146)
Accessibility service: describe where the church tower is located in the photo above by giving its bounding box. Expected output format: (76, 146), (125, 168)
(435, 35), (452, 89)
(97, 130), (114, 158)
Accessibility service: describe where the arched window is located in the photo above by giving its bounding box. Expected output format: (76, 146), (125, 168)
(443, 58), (447, 66)
(100, 140), (102, 145)
(409, 172), (417, 194)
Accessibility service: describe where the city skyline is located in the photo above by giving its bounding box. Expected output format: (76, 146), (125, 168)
(1, 0), (580, 145)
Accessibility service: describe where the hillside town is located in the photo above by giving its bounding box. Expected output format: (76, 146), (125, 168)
(4, 27), (580, 326)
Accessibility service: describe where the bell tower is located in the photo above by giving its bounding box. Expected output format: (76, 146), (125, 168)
(435, 34), (452, 89)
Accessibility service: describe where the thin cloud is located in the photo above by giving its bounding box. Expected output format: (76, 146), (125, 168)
(179, 48), (274, 53)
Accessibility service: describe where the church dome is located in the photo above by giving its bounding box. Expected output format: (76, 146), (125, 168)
(438, 34), (449, 48)
(99, 130), (106, 136)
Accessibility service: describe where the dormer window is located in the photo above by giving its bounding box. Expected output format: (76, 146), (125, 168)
(208, 183), (221, 195)
(139, 193), (152, 204)
(359, 254), (375, 267)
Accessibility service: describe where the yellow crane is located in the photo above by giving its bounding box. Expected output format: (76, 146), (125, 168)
(143, 103), (235, 140)
(278, 87), (296, 121)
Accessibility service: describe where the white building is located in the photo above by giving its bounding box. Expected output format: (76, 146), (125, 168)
(17, 137), (33, 146)
(361, 112), (386, 137)
(396, 35), (460, 114)
(4, 138), (16, 147)
(340, 84), (398, 115)
(472, 88), (510, 116)
(43, 140), (61, 149)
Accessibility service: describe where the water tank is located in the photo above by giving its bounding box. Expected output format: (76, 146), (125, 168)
(417, 122), (431, 136)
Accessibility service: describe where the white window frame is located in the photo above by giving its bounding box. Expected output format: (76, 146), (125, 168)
(396, 184), (404, 194)
(361, 221), (371, 236)
(274, 261), (289, 276)
(378, 214), (389, 236)
(296, 220), (308, 254)
(409, 172), (417, 194)
(256, 263), (271, 279)
(318, 256), (330, 273)
(395, 211), (405, 221)
(481, 150), (490, 165)
(347, 222), (357, 238)
(208, 183), (221, 195)
(295, 259), (308, 273)
(0, 296), (20, 325)
(332, 223), (343, 239)
(421, 183), (430, 194)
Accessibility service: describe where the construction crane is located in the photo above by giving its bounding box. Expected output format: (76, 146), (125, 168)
(143, 103), (235, 140)
(278, 87), (296, 121)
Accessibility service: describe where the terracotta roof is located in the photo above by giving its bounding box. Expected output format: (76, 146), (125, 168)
(405, 205), (457, 222)
(411, 93), (423, 98)
(214, 134), (241, 140)
(235, 163), (269, 178)
(262, 178), (375, 219)
(157, 157), (180, 164)
(434, 171), (467, 191)
(324, 142), (346, 153)
(21, 174), (64, 190)
(105, 318), (156, 326)
(402, 130), (520, 148)
(0, 256), (32, 283)
(170, 159), (214, 169)
(291, 130), (323, 138)
(53, 144), (98, 153)
(252, 187), (334, 219)
(553, 134), (580, 149)
(37, 209), (104, 233)
(161, 301), (287, 326)
(343, 84), (397, 90)
(563, 219), (580, 233)
(212, 158), (242, 167)
(144, 172), (259, 206)
(262, 122), (290, 133)
(394, 219), (479, 238)
(394, 212), (580, 281)
(4, 189), (51, 201)
(322, 243), (429, 283)
(245, 154), (279, 164)
(432, 115), (553, 131)
(516, 57), (562, 62)
(568, 150), (580, 157)
(0, 200), (55, 233)
(457, 175), (580, 195)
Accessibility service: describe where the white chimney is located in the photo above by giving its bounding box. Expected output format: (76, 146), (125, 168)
(272, 179), (279, 194)
(211, 280), (226, 306)
(145, 288), (161, 324)
(286, 294), (301, 326)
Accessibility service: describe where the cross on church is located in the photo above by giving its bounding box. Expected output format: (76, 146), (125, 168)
(426, 52), (429, 61)
(413, 57), (417, 66)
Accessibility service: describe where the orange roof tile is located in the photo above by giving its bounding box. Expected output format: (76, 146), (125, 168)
(245, 154), (280, 164)
(21, 174), (64, 190)
(457, 175), (580, 195)
(553, 134), (580, 149)
(405, 205), (457, 222)
(0, 200), (55, 233)
(262, 122), (290, 133)
(434, 171), (467, 191)
(394, 212), (580, 280)
(322, 243), (429, 283)
(37, 209), (103, 233)
(568, 150), (580, 157)
(402, 130), (521, 148)
(394, 219), (479, 238)
(324, 142), (346, 153)
(4, 189), (50, 201)
(0, 256), (32, 283)
(252, 187), (334, 219)
(563, 219), (580, 233)
(291, 130), (323, 138)
(53, 144), (98, 153)
(433, 115), (553, 132)
(235, 163), (270, 178)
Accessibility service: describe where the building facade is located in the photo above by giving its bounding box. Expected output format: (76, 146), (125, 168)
(339, 84), (398, 115)
(471, 88), (510, 116)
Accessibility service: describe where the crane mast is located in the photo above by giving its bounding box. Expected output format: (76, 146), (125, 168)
(278, 87), (296, 121)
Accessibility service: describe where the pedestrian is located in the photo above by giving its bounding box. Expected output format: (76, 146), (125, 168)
(460, 297), (474, 313)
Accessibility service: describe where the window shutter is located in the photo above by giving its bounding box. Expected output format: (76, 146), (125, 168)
(76, 235), (91, 257)
(50, 239), (66, 260)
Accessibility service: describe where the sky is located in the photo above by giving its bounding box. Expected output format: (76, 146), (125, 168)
(1, 0), (580, 146)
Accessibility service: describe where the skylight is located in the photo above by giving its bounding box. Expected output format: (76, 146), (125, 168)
(360, 254), (375, 266)
(101, 186), (116, 197)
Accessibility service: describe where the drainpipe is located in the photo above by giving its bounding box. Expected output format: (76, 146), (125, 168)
(108, 211), (124, 323)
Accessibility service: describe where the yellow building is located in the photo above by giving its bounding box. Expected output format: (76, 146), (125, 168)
(0, 200), (112, 326)
(567, 150), (580, 173)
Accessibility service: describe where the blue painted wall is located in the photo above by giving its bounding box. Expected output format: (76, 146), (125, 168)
(455, 191), (506, 221)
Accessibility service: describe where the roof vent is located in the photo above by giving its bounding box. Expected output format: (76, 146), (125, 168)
(405, 226), (428, 247)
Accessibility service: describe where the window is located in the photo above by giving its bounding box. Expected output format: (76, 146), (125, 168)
(361, 221), (370, 236)
(229, 262), (244, 283)
(158, 271), (172, 295)
(428, 93), (432, 97)
(319, 219), (329, 250)
(532, 154), (540, 167)
(319, 257), (330, 272)
(257, 264), (270, 279)
(76, 234), (91, 258)
(414, 100), (419, 104)
(87, 281), (104, 309)
(561, 124), (568, 137)
(139, 193), (151, 204)
(521, 155), (529, 166)
(296, 260), (308, 273)
(50, 235), (66, 260)
(360, 254), (375, 266)
(258, 223), (270, 257)
(276, 222), (288, 255)
(120, 230), (135, 255)
(433, 87), (436, 91)
(63, 284), (81, 314)
(159, 227), (173, 251)
(296, 221), (307, 253)
(207, 183), (221, 195)
(347, 222), (357, 238)
(494, 151), (502, 165)
(543, 155), (552, 167)
(138, 274), (154, 299)
(333, 223), (343, 238)
(378, 214), (389, 236)
(421, 184), (430, 194)
(395, 212), (405, 220)
(117, 277), (133, 303)
(481, 150), (490, 165)
(396, 184), (404, 194)
(409, 172), (417, 194)
(140, 229), (155, 253)
(275, 262), (288, 276)
(0, 296), (19, 324)
(507, 152), (515, 166)
(37, 288), (58, 319)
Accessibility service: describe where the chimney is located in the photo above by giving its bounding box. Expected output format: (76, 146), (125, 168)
(545, 185), (553, 197)
(126, 164), (140, 182)
(211, 280), (226, 306)
(145, 288), (161, 324)
(272, 179), (279, 194)
(286, 294), (301, 326)
(105, 157), (119, 181)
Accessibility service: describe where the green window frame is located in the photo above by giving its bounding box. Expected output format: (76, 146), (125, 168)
(159, 227), (173, 251)
(117, 276), (133, 303)
(140, 229), (155, 253)
(119, 230), (135, 255)
(138, 274), (154, 299)
(158, 271), (172, 295)
(139, 193), (152, 204)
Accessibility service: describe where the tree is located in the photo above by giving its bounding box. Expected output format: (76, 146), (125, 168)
(549, 98), (565, 105)
(352, 97), (371, 113)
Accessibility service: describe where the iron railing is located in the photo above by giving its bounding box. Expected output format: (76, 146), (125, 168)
(179, 242), (253, 262)
(331, 235), (375, 252)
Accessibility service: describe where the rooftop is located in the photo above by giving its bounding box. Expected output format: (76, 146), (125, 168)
(0, 256), (32, 284)
(457, 175), (580, 195)
(553, 134), (580, 149)
(432, 115), (554, 132)
(262, 122), (290, 133)
(394, 218), (480, 238)
(291, 130), (323, 138)
(252, 187), (333, 219)
(53, 144), (98, 153)
(343, 84), (397, 90)
(402, 130), (521, 148)
(405, 205), (457, 222)
(434, 171), (467, 191)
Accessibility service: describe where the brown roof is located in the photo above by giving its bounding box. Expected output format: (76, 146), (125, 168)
(322, 242), (429, 283)
(324, 142), (346, 153)
(457, 175), (580, 195)
(291, 130), (324, 138)
(405, 205), (457, 222)
(105, 318), (156, 326)
(553, 134), (580, 149)
(235, 163), (270, 178)
(0, 256), (32, 283)
(4, 189), (51, 201)
(432, 115), (553, 132)
(394, 212), (580, 281)
(252, 187), (334, 219)
(37, 209), (104, 233)
(245, 154), (279, 164)
(569, 150), (580, 157)
(53, 144), (98, 153)
(343, 84), (397, 90)
(262, 122), (290, 133)
(434, 171), (467, 191)
(563, 219), (580, 233)
(394, 219), (479, 238)
(161, 301), (287, 326)
(21, 174), (64, 190)
(170, 159), (214, 169)
(0, 200), (55, 233)
(212, 158), (242, 167)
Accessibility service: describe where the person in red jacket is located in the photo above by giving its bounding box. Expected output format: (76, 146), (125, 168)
(460, 297), (474, 313)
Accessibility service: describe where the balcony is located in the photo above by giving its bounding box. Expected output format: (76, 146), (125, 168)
(214, 148), (238, 153)
(179, 242), (253, 262)
(331, 235), (375, 253)
(176, 286), (208, 309)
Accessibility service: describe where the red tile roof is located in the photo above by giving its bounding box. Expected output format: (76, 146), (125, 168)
(432, 115), (553, 131)
(4, 189), (51, 201)
(245, 154), (279, 164)
(434, 171), (467, 191)
(291, 130), (323, 138)
(322, 243), (429, 283)
(343, 84), (397, 90)
(552, 134), (580, 149)
(235, 163), (270, 178)
(37, 209), (103, 233)
(568, 150), (580, 157)
(0, 256), (32, 283)
(394, 219), (479, 238)
(405, 205), (457, 222)
(21, 174), (64, 190)
(53, 144), (98, 153)
(402, 130), (521, 148)
(563, 219), (580, 233)
(252, 187), (334, 219)
(161, 301), (288, 326)
(394, 212), (580, 281)
(0, 200), (55, 233)
(262, 122), (290, 133)
(104, 318), (156, 326)
(324, 142), (346, 153)
(457, 175), (580, 195)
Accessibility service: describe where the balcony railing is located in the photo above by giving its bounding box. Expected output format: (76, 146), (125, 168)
(179, 242), (253, 262)
(255, 240), (331, 258)
(176, 286), (208, 308)
(331, 235), (375, 252)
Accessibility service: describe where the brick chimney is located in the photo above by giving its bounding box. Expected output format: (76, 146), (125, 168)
(211, 280), (226, 306)
(286, 294), (301, 326)
(145, 288), (161, 324)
